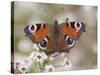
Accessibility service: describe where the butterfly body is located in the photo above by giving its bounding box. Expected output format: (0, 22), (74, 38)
(24, 19), (86, 55)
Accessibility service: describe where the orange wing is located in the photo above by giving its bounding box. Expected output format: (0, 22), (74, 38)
(61, 22), (86, 40)
(33, 25), (49, 42)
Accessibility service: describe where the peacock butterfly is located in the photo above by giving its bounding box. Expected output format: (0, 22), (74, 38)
(24, 18), (86, 55)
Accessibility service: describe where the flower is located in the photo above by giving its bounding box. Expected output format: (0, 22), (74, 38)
(15, 56), (34, 73)
(60, 52), (69, 57)
(15, 62), (27, 73)
(32, 43), (40, 51)
(50, 52), (59, 61)
(30, 51), (48, 64)
(44, 64), (55, 72)
(61, 58), (72, 67)
(49, 56), (55, 61)
(41, 51), (48, 60)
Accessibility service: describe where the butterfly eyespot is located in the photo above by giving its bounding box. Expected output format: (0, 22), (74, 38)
(28, 24), (37, 34)
(65, 35), (75, 47)
(75, 22), (82, 31)
(38, 38), (48, 50)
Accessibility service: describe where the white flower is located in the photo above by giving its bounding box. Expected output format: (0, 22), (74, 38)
(24, 57), (33, 67)
(30, 51), (48, 64)
(32, 43), (40, 51)
(51, 52), (59, 57)
(15, 62), (27, 73)
(49, 56), (55, 61)
(50, 52), (59, 61)
(61, 58), (72, 67)
(60, 52), (69, 57)
(44, 64), (55, 72)
(41, 51), (48, 60)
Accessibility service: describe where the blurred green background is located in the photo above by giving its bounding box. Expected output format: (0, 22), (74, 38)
(13, 1), (97, 72)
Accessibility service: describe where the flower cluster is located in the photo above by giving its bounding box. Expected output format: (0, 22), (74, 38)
(15, 43), (72, 73)
(61, 58), (72, 67)
(30, 51), (47, 64)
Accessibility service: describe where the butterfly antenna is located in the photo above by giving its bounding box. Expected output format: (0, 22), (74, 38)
(55, 7), (64, 20)
(44, 9), (53, 21)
